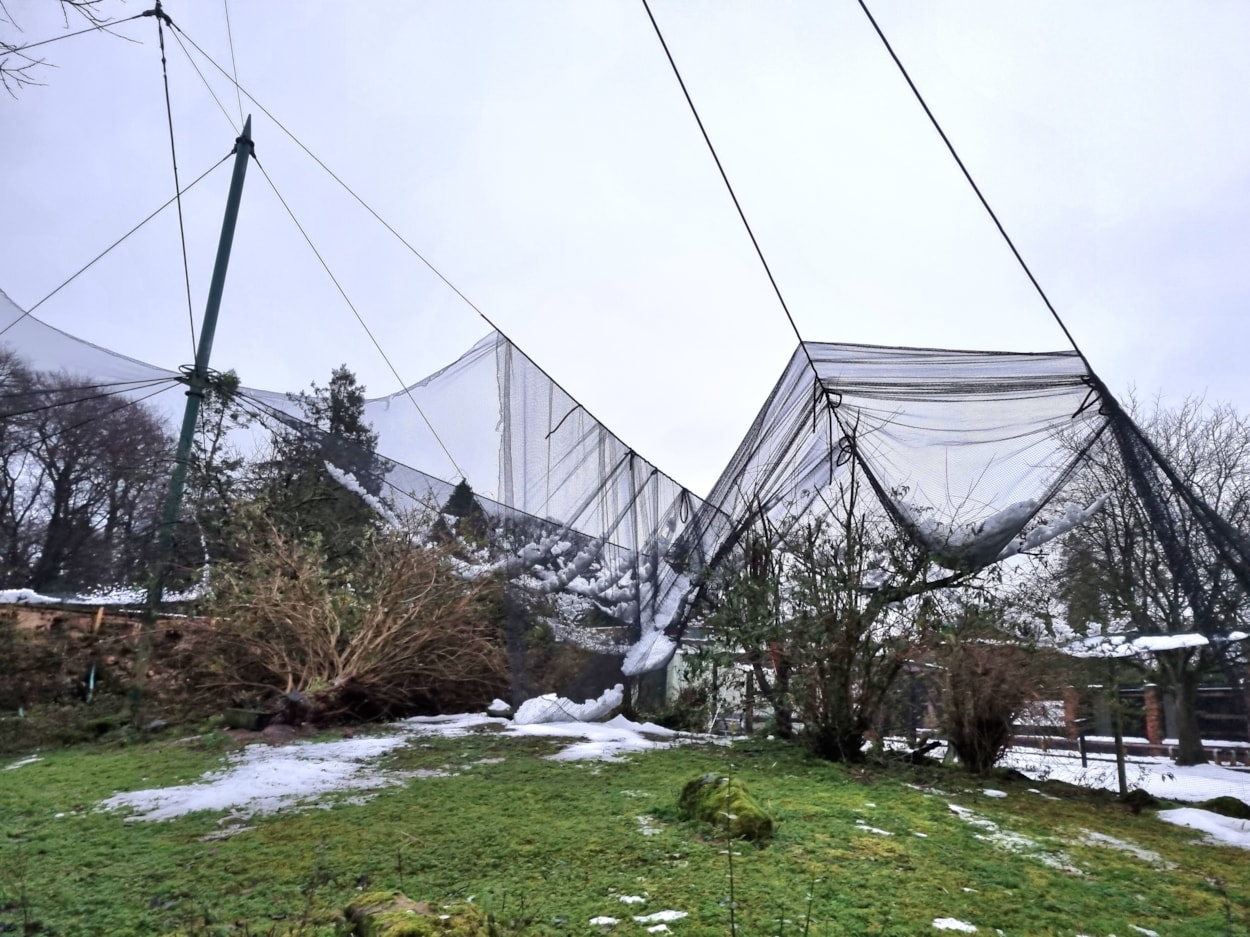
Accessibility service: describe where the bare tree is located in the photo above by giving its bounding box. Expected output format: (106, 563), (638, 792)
(0, 355), (174, 592)
(927, 577), (1055, 774)
(703, 460), (976, 761)
(0, 349), (42, 583)
(1058, 396), (1250, 765)
(1, 1), (122, 96)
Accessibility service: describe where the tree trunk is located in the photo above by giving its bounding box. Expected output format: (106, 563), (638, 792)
(1171, 667), (1208, 766)
(753, 659), (794, 738)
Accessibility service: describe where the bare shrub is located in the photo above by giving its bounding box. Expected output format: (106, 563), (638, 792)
(200, 517), (508, 722)
(934, 599), (1050, 774)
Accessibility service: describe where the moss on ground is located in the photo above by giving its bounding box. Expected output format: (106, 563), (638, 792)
(677, 772), (775, 841)
(342, 892), (487, 937)
(1199, 795), (1250, 820)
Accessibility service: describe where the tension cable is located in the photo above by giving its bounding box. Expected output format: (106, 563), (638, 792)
(150, 1), (198, 359)
(0, 154), (232, 341)
(856, 0), (1093, 371)
(639, 0), (826, 391)
(251, 155), (467, 482)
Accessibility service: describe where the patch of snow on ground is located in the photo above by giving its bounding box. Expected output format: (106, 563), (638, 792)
(633, 911), (687, 924)
(932, 918), (977, 932)
(101, 714), (507, 821)
(855, 821), (893, 835)
(619, 896), (646, 904)
(589, 917), (618, 926)
(3, 755), (40, 770)
(1130, 927), (1160, 937)
(510, 715), (681, 762)
(96, 711), (689, 820)
(403, 713), (507, 736)
(100, 734), (414, 821)
(0, 588), (59, 604)
(1158, 808), (1250, 850)
(636, 816), (662, 835)
(982, 789), (1007, 798)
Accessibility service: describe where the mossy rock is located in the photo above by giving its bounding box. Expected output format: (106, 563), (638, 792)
(1198, 795), (1250, 820)
(678, 772), (775, 841)
(342, 891), (487, 937)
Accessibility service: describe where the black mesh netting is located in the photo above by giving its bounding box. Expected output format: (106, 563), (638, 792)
(689, 340), (1109, 575)
(3, 285), (1248, 707)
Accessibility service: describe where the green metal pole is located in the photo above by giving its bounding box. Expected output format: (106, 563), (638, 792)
(129, 117), (253, 723)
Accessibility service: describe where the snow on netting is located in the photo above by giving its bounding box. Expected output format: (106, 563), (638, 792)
(691, 339), (1109, 573)
(238, 330), (726, 673)
(0, 291), (722, 676)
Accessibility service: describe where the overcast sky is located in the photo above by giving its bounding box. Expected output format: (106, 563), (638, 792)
(4, 1), (1250, 497)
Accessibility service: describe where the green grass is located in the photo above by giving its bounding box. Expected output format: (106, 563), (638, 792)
(2, 728), (1249, 936)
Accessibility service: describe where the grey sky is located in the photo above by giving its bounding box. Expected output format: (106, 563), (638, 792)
(5, 1), (1250, 497)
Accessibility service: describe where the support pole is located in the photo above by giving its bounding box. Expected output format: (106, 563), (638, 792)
(128, 118), (253, 723)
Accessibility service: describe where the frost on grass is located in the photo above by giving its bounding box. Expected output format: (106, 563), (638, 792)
(1078, 829), (1175, 868)
(947, 803), (1081, 875)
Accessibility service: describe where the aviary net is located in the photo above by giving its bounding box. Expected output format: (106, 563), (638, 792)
(1, 287), (1126, 687)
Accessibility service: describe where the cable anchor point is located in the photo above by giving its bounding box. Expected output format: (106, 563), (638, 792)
(142, 1), (175, 28)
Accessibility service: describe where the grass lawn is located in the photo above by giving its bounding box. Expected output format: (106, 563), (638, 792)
(2, 723), (1248, 936)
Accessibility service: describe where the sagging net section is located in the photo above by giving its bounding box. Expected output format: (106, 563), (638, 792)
(688, 340), (1110, 584)
(234, 330), (725, 676)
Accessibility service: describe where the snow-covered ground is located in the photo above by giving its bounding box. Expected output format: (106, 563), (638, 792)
(90, 712), (684, 822)
(0, 585), (202, 606)
(1001, 744), (1250, 803)
(1001, 744), (1250, 850)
